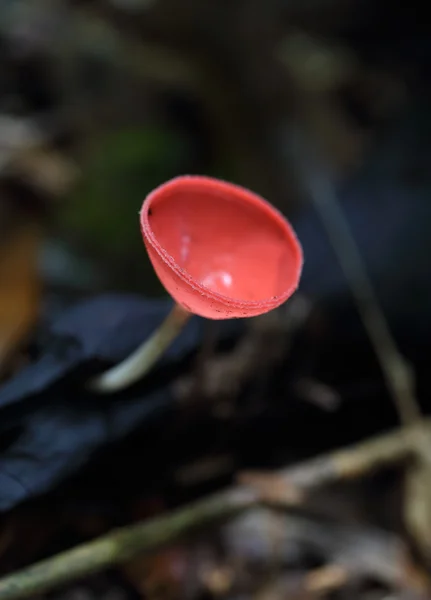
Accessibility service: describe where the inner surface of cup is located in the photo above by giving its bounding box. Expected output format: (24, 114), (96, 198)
(146, 182), (300, 303)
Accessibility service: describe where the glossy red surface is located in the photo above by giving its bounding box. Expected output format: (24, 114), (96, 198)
(140, 175), (303, 319)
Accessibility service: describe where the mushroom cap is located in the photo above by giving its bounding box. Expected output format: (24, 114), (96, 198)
(140, 175), (303, 319)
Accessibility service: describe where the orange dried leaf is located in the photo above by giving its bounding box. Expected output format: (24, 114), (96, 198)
(0, 225), (41, 371)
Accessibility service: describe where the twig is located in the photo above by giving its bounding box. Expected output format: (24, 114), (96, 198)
(0, 488), (256, 600)
(292, 136), (421, 426)
(1, 420), (429, 599)
(239, 420), (430, 504)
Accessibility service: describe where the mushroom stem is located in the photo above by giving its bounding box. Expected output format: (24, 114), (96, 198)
(88, 303), (190, 393)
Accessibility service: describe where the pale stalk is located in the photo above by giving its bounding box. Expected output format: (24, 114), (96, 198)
(88, 303), (190, 393)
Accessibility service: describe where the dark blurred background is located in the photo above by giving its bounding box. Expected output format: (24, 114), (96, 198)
(1, 0), (430, 325)
(1, 1), (431, 598)
(0, 0), (429, 308)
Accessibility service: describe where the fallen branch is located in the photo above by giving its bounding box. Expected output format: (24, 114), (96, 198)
(1, 420), (429, 599)
(0, 489), (256, 600)
(0, 422), (426, 599)
(239, 420), (429, 504)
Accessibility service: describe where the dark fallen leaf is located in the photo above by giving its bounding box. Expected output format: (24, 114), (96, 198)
(0, 294), (235, 411)
(0, 294), (240, 511)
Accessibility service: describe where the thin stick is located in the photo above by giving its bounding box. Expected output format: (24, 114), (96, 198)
(88, 303), (190, 393)
(1, 421), (429, 599)
(239, 420), (430, 504)
(0, 489), (256, 600)
(293, 138), (421, 426)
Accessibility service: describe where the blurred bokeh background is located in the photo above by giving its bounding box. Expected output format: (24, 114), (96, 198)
(0, 0), (429, 318)
(1, 1), (431, 599)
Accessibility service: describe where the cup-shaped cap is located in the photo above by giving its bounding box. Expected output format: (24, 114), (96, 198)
(140, 176), (303, 319)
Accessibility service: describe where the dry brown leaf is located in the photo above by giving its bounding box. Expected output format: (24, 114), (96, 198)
(305, 565), (349, 594)
(122, 547), (189, 600)
(8, 148), (79, 198)
(0, 224), (41, 372)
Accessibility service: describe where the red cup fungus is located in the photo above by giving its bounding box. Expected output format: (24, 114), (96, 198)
(89, 175), (303, 394)
(140, 175), (303, 319)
